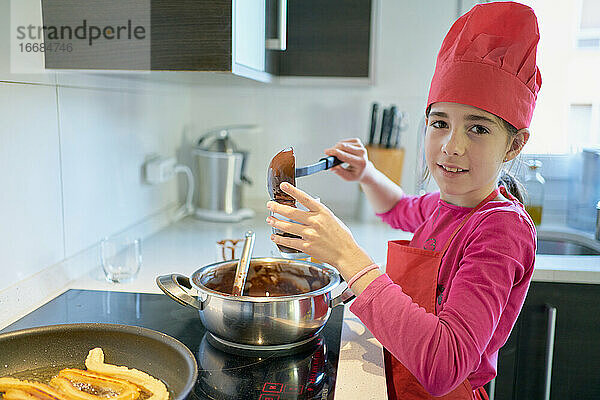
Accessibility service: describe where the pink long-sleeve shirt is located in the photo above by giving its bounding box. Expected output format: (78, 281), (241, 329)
(349, 188), (536, 396)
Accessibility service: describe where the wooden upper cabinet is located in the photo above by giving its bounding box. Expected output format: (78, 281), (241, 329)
(149, 1), (234, 72)
(274, 0), (372, 78)
(41, 0), (372, 82)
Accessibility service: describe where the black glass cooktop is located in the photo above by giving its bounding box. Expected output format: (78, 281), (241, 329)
(1, 289), (344, 400)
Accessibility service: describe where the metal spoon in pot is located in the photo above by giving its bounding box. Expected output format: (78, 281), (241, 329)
(231, 230), (255, 296)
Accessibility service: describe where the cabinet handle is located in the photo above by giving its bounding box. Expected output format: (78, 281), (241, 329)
(487, 377), (496, 400)
(266, 0), (287, 50)
(544, 305), (557, 400)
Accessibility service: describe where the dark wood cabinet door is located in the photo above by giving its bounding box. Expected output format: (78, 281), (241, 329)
(488, 316), (520, 399)
(150, 0), (232, 71)
(41, 0), (233, 71)
(493, 282), (600, 400)
(41, 0), (372, 78)
(276, 0), (372, 77)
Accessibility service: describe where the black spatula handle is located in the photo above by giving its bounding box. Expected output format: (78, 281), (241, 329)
(319, 156), (343, 170)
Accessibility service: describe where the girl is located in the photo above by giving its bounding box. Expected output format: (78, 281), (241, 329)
(266, 2), (540, 399)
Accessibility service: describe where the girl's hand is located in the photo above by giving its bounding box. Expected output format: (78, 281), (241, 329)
(266, 183), (373, 274)
(324, 138), (372, 183)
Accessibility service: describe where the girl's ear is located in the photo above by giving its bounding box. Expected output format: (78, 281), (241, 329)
(505, 128), (530, 161)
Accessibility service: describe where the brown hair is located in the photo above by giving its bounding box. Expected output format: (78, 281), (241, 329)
(422, 106), (527, 204)
(496, 118), (526, 204)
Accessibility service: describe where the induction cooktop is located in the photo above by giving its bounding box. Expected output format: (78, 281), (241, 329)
(1, 289), (344, 400)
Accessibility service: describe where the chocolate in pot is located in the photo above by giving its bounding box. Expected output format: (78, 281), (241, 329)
(200, 262), (329, 297)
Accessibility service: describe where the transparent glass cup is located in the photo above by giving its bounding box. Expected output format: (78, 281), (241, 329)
(100, 236), (142, 283)
(216, 239), (244, 262)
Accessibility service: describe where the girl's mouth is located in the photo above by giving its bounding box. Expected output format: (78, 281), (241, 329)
(437, 163), (469, 176)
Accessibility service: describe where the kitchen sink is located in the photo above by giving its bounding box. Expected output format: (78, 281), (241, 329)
(537, 231), (600, 256)
(537, 239), (600, 255)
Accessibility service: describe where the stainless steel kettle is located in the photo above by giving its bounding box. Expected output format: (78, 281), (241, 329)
(192, 125), (255, 222)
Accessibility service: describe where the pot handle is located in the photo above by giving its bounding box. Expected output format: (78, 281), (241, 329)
(329, 282), (355, 308)
(156, 274), (205, 310)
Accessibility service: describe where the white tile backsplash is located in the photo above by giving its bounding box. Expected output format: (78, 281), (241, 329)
(0, 55), (192, 295)
(0, 82), (63, 291)
(59, 84), (190, 256)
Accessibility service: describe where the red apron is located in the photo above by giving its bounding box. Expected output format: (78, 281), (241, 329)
(383, 189), (500, 400)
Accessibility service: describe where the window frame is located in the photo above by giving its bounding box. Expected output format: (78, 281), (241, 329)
(575, 0), (600, 50)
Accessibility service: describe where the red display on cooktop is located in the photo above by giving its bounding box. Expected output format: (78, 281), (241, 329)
(261, 382), (304, 398)
(263, 382), (283, 393)
(284, 384), (303, 394)
(258, 395), (280, 400)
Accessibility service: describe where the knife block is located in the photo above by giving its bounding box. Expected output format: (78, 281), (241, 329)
(366, 145), (405, 185)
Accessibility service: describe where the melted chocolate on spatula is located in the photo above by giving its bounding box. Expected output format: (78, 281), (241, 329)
(267, 148), (302, 254)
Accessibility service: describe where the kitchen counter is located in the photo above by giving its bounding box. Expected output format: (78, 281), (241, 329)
(2, 212), (600, 399)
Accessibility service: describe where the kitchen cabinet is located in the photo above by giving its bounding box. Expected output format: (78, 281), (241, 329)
(267, 0), (372, 78)
(41, 0), (272, 81)
(40, 0), (372, 82)
(489, 282), (600, 399)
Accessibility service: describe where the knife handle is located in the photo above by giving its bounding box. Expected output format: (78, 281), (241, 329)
(386, 106), (397, 148)
(368, 103), (379, 145)
(319, 156), (343, 170)
(379, 108), (389, 146)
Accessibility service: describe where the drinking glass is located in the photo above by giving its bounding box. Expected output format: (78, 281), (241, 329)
(100, 236), (142, 283)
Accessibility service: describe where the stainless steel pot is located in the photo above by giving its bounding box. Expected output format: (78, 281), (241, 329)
(156, 258), (353, 348)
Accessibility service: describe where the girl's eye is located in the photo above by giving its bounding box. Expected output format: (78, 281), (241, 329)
(470, 125), (490, 135)
(430, 120), (448, 129)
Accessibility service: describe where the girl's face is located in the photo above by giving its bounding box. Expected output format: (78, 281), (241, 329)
(425, 102), (515, 208)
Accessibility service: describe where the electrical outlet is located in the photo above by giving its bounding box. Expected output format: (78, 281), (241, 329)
(144, 156), (177, 184)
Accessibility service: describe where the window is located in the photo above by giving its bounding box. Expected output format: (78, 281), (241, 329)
(518, 0), (600, 154)
(577, 0), (600, 49)
(567, 104), (595, 152)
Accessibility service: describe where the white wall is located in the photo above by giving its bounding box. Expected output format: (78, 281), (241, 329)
(519, 0), (600, 153)
(186, 0), (458, 216)
(0, 0), (192, 293)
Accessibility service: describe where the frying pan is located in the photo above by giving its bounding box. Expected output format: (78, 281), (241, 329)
(0, 323), (198, 400)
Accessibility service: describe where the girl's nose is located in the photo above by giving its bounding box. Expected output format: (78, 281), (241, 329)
(441, 129), (466, 156)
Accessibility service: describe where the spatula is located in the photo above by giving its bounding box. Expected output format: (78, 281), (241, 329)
(267, 148), (343, 200)
(267, 148), (342, 256)
(295, 155), (343, 177)
(231, 230), (255, 296)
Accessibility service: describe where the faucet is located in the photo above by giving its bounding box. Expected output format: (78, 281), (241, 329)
(596, 201), (600, 241)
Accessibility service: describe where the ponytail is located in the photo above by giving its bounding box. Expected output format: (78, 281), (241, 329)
(498, 169), (527, 204)
(496, 116), (528, 205)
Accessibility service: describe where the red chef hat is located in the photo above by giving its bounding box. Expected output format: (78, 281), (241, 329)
(427, 1), (542, 130)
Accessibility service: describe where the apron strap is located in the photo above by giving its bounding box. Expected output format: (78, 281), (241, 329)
(439, 187), (500, 255)
(474, 386), (490, 400)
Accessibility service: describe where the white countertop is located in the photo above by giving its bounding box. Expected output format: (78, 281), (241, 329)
(2, 213), (599, 399)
